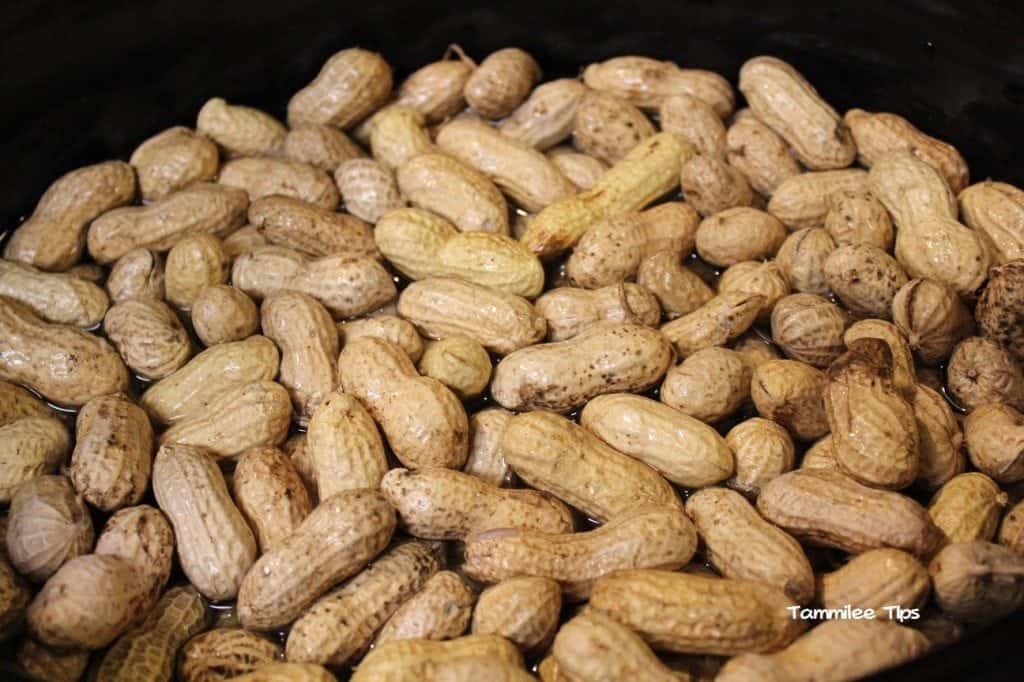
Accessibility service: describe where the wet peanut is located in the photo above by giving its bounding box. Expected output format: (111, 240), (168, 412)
(376, 570), (474, 645)
(464, 47), (541, 119)
(284, 123), (365, 171)
(725, 110), (801, 195)
(583, 55), (734, 116)
(191, 284), (259, 346)
(6, 475), (93, 583)
(572, 90), (655, 165)
(287, 48), (392, 129)
(0, 259), (109, 328)
(306, 392), (388, 497)
(130, 126), (219, 201)
(929, 540), (1024, 623)
(947, 337), (1024, 411)
(726, 417), (797, 497)
(500, 78), (587, 150)
(661, 347), (751, 423)
(818, 548), (931, 618)
(197, 97), (286, 157)
(964, 403), (1024, 484)
(103, 298), (192, 380)
(106, 248), (165, 303)
(824, 189), (894, 250)
(233, 446), (313, 553)
(928, 473), (1006, 544)
(660, 292), (764, 358)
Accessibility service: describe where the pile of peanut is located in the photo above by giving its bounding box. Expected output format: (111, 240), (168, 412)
(0, 44), (1023, 682)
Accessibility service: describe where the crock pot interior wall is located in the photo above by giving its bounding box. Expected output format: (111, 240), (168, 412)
(0, 0), (1022, 679)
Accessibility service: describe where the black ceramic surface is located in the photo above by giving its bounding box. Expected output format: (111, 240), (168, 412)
(0, 0), (1022, 679)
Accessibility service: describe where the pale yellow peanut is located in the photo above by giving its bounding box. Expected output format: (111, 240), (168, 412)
(738, 56), (855, 169)
(929, 540), (1024, 623)
(0, 297), (128, 407)
(775, 227), (837, 296)
(928, 473), (1006, 545)
(771, 293), (848, 368)
(95, 586), (207, 682)
(218, 157), (339, 209)
(0, 555), (29, 641)
(397, 153), (509, 234)
(958, 180), (1024, 264)
(287, 47), (392, 129)
(464, 47), (541, 119)
(286, 540), (443, 665)
(306, 392), (387, 497)
(660, 291), (763, 358)
(103, 298), (192, 380)
(159, 380), (291, 459)
(680, 155), (755, 217)
(6, 475), (93, 583)
(869, 152), (990, 296)
(141, 334), (279, 425)
(535, 283), (659, 341)
(547, 146), (608, 190)
(237, 489), (395, 630)
(843, 318), (917, 399)
(818, 548), (931, 618)
(233, 446), (313, 553)
(0, 259), (108, 327)
(152, 443), (256, 600)
(500, 78), (587, 150)
(197, 97), (286, 156)
(824, 189), (894, 250)
(825, 244), (908, 318)
(382, 466), (573, 540)
(552, 610), (684, 682)
(376, 208), (544, 298)
(338, 337), (468, 469)
(352, 634), (525, 682)
(106, 248), (165, 302)
(694, 206), (786, 267)
(589, 569), (804, 655)
(463, 506), (695, 600)
(892, 277), (973, 365)
(662, 347), (750, 423)
(583, 55), (734, 116)
(191, 284), (259, 346)
(248, 195), (377, 259)
(88, 182), (247, 264)
(726, 418), (796, 498)
(418, 336), (491, 400)
(376, 571), (474, 645)
(947, 337), (1024, 411)
(716, 618), (929, 682)
(567, 202), (700, 288)
(725, 110), (801, 195)
(636, 251), (713, 318)
(718, 260), (790, 322)
(500, 410), (679, 521)
(750, 359), (828, 440)
(572, 90), (655, 165)
(492, 323), (673, 413)
(687, 487), (813, 604)
(464, 407), (514, 487)
(16, 638), (90, 682)
(845, 108), (969, 193)
(5, 160), (136, 271)
(756, 468), (945, 557)
(0, 380), (49, 426)
(179, 628), (283, 682)
(912, 384), (966, 491)
(437, 118), (576, 212)
(232, 663), (336, 682)
(472, 577), (560, 653)
(339, 314), (424, 362)
(520, 132), (696, 257)
(130, 126), (219, 201)
(965, 403), (1024, 484)
(581, 393), (733, 487)
(395, 56), (474, 124)
(333, 158), (404, 224)
(660, 93), (727, 158)
(284, 123), (365, 171)
(768, 169), (869, 230)
(369, 105), (436, 170)
(70, 393), (152, 512)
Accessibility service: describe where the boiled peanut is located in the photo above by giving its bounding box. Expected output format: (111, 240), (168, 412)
(500, 78), (587, 150)
(376, 570), (474, 645)
(892, 277), (973, 365)
(947, 336), (1024, 411)
(130, 126), (219, 201)
(284, 123), (365, 170)
(106, 248), (165, 303)
(913, 383), (966, 491)
(369, 105), (436, 170)
(771, 293), (848, 368)
(572, 90), (655, 165)
(287, 47), (392, 129)
(197, 97), (286, 156)
(695, 206), (786, 267)
(843, 319), (916, 399)
(306, 392), (387, 497)
(775, 227), (837, 296)
(248, 195), (377, 259)
(750, 359), (829, 440)
(179, 628), (283, 682)
(232, 663), (336, 682)
(725, 110), (801, 195)
(0, 259), (109, 327)
(331, 159), (404, 227)
(418, 335), (491, 399)
(352, 634), (525, 682)
(660, 292), (763, 358)
(929, 540), (1024, 623)
(818, 548), (931, 618)
(928, 473), (1006, 544)
(976, 259), (1024, 361)
(471, 577), (560, 653)
(218, 157), (339, 209)
(959, 180), (1024, 264)
(464, 47), (541, 119)
(16, 638), (90, 682)
(660, 93), (727, 158)
(726, 417), (797, 497)
(717, 261), (790, 323)
(397, 153), (508, 234)
(661, 347), (750, 423)
(733, 332), (782, 371)
(6, 475), (93, 583)
(547, 146), (608, 190)
(824, 189), (894, 250)
(1000, 499), (1024, 556)
(464, 407), (514, 487)
(680, 155), (755, 217)
(583, 55), (734, 116)
(233, 446), (313, 553)
(552, 610), (682, 682)
(964, 403), (1024, 483)
(535, 284), (659, 341)
(636, 251), (713, 317)
(0, 380), (49, 426)
(825, 244), (908, 318)
(104, 298), (193, 380)
(395, 55), (473, 124)
(191, 284), (259, 346)
(92, 505), (174, 598)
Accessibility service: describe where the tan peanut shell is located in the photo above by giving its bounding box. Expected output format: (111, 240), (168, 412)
(464, 407), (514, 487)
(725, 417), (797, 497)
(191, 284), (259, 346)
(231, 663), (336, 682)
(1000, 499), (1024, 556)
(590, 569), (805, 655)
(152, 443), (257, 600)
(699, 211), (785, 272)
(660, 93), (727, 158)
(381, 467), (573, 540)
(0, 380), (50, 426)
(771, 293), (848, 368)
(500, 410), (679, 521)
(369, 105), (436, 170)
(104, 297), (193, 380)
(339, 314), (423, 362)
(141, 334), (279, 425)
(464, 47), (541, 119)
(287, 47), (392, 129)
(581, 393), (733, 487)
(929, 540), (1024, 624)
(680, 154), (755, 217)
(662, 347), (751, 423)
(775, 227), (837, 296)
(520, 132), (696, 257)
(248, 195), (377, 259)
(636, 251), (712, 317)
(395, 57), (473, 124)
(5, 160), (136, 271)
(913, 384), (966, 491)
(6, 475), (93, 583)
(16, 638), (90, 682)
(92, 504), (175, 596)
(352, 634), (524, 682)
(334, 158), (405, 224)
(719, 265), (788, 327)
(552, 610), (681, 682)
(660, 292), (763, 358)
(106, 248), (165, 302)
(197, 97), (286, 156)
(376, 570), (474, 645)
(716, 618), (929, 682)
(0, 297), (128, 407)
(583, 55), (734, 116)
(0, 555), (29, 641)
(492, 323), (673, 413)
(500, 78), (587, 150)
(547, 146), (609, 190)
(824, 189), (894, 250)
(825, 244), (908, 318)
(733, 332), (782, 371)
(130, 126), (219, 201)
(843, 319), (917, 399)
(818, 548), (931, 617)
(928, 473), (1006, 544)
(179, 628), (283, 682)
(845, 108), (969, 193)
(71, 393), (153, 512)
(977, 259), (1024, 361)
(397, 153), (508, 234)
(738, 56), (855, 169)
(0, 259), (109, 327)
(237, 489), (395, 630)
(284, 123), (365, 171)
(219, 157), (339, 209)
(572, 90), (655, 165)
(88, 182), (248, 264)
(947, 337), (1024, 411)
(338, 337), (468, 469)
(463, 506), (696, 600)
(892, 278), (973, 365)
(725, 110), (801, 195)
(959, 181), (1024, 264)
(95, 585), (207, 682)
(750, 359), (828, 440)
(418, 336), (491, 399)
(535, 284), (659, 341)
(964, 402), (1024, 484)
(472, 577), (561, 652)
(306, 392), (388, 498)
(286, 540), (443, 665)
(769, 170), (869, 232)
(687, 487), (813, 604)
(233, 446), (313, 554)
(756, 468), (944, 557)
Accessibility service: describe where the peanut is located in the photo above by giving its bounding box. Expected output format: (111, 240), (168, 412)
(218, 157), (339, 209)
(464, 47), (541, 119)
(929, 540), (1024, 623)
(913, 384), (966, 491)
(947, 337), (1024, 411)
(396, 153), (509, 234)
(248, 195), (377, 259)
(306, 391), (387, 497)
(369, 105), (436, 169)
(928, 472), (1006, 544)
(377, 570), (474, 645)
(287, 47), (392, 129)
(197, 97), (286, 157)
(396, 56), (473, 124)
(418, 335), (492, 399)
(636, 251), (713, 317)
(750, 359), (829, 440)
(339, 314), (424, 362)
(232, 663), (336, 682)
(352, 634), (525, 682)
(547, 146), (609, 190)
(768, 169), (869, 229)
(0, 259), (109, 327)
(1000, 499), (1024, 556)
(572, 90), (655, 165)
(725, 110), (801, 195)
(771, 293), (848, 368)
(92, 504), (174, 598)
(104, 298), (193, 379)
(5, 161), (136, 271)
(331, 159), (403, 225)
(6, 475), (93, 583)
(824, 189), (894, 250)
(237, 488), (395, 630)
(583, 56), (734, 116)
(726, 417), (797, 497)
(0, 555), (29, 641)
(734, 331), (782, 371)
(694, 206), (787, 267)
(718, 261), (789, 323)
(680, 155), (755, 217)
(284, 123), (365, 170)
(818, 548), (931, 618)
(464, 407), (514, 487)
(16, 638), (90, 682)
(191, 284), (259, 346)
(843, 318), (916, 398)
(472, 577), (561, 652)
(552, 610), (684, 682)
(535, 283), (659, 341)
(892, 277), (973, 365)
(661, 347), (751, 423)
(500, 78), (587, 150)
(130, 126), (219, 201)
(775, 227), (837, 296)
(233, 446), (313, 553)
(977, 259), (1024, 361)
(825, 244), (908, 318)
(180, 628), (283, 682)
(964, 402), (1024, 483)
(0, 380), (50, 425)
(660, 93), (727, 158)
(660, 292), (764, 358)
(958, 180), (1024, 264)
(106, 248), (165, 303)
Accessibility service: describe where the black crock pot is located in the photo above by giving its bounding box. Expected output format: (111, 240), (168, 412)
(1, 1), (1022, 679)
